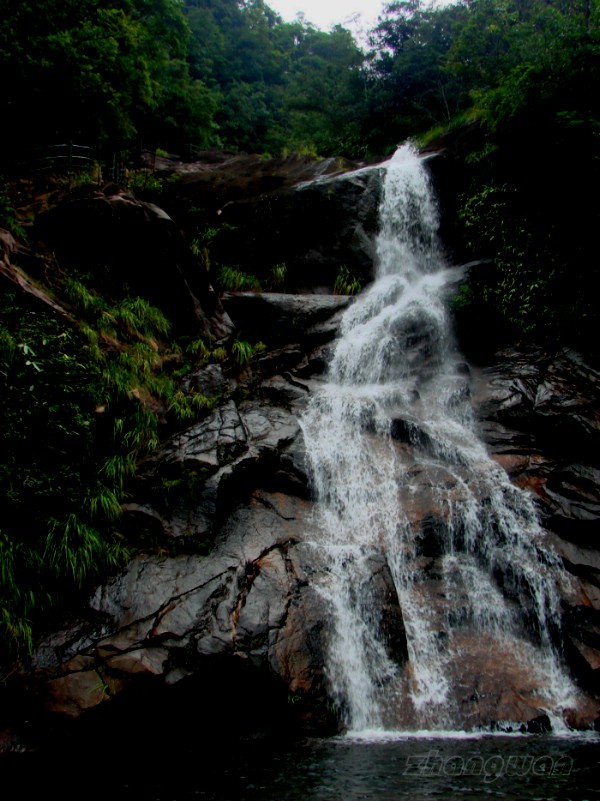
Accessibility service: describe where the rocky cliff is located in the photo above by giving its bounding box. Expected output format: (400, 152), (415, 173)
(1, 150), (599, 753)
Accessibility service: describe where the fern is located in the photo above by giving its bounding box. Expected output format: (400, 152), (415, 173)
(1, 608), (33, 664)
(64, 279), (104, 314)
(167, 389), (213, 423)
(114, 297), (170, 339)
(99, 453), (136, 488)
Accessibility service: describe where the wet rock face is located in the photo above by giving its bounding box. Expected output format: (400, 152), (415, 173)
(7, 336), (600, 746)
(471, 346), (600, 699)
(211, 165), (384, 291)
(7, 169), (600, 744)
(24, 503), (333, 748)
(2, 299), (345, 750)
(5, 302), (600, 747)
(221, 292), (353, 348)
(471, 347), (600, 538)
(25, 486), (335, 737)
(6, 153), (600, 749)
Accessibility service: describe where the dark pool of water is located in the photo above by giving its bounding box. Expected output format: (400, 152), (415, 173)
(5, 732), (600, 800)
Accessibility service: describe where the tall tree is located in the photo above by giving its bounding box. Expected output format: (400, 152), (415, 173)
(365, 0), (470, 151)
(283, 23), (366, 156)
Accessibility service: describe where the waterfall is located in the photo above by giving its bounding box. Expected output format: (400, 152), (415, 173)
(300, 144), (579, 733)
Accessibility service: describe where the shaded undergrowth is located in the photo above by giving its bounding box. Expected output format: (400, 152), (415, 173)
(0, 264), (231, 672)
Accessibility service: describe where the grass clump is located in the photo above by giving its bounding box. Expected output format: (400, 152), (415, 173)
(216, 266), (262, 292)
(232, 338), (266, 367)
(333, 265), (362, 296)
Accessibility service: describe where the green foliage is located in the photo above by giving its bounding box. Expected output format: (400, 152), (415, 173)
(190, 223), (235, 272)
(193, 226), (221, 247)
(44, 514), (114, 585)
(216, 266), (262, 292)
(167, 389), (213, 423)
(186, 337), (212, 361)
(231, 338), (266, 367)
(3, 0), (595, 167)
(0, 530), (37, 658)
(457, 165), (599, 346)
(458, 183), (544, 329)
(333, 265), (362, 296)
(0, 297), (117, 667)
(171, 335), (231, 384)
(268, 262), (287, 288)
(127, 169), (181, 202)
(0, 277), (218, 669)
(0, 184), (27, 240)
(183, 0), (370, 156)
(364, 0), (471, 152)
(0, 0), (217, 161)
(191, 227), (219, 259)
(449, 0), (600, 347)
(282, 24), (367, 157)
(231, 338), (253, 367)
(415, 109), (479, 149)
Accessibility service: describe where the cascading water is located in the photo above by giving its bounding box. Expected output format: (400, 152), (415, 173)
(300, 144), (581, 733)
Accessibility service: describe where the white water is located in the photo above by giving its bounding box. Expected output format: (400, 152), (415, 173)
(300, 145), (579, 732)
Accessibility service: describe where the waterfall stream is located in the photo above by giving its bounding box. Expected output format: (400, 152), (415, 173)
(300, 145), (579, 733)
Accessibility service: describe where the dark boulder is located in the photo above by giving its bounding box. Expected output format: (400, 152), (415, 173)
(172, 157), (386, 292)
(221, 291), (353, 348)
(34, 192), (233, 339)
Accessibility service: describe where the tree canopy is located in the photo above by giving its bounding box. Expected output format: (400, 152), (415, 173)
(0, 0), (597, 162)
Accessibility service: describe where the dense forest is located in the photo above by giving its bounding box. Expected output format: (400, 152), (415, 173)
(1, 0), (597, 162)
(0, 0), (599, 674)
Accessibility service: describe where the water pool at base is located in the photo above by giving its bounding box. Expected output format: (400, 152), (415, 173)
(9, 731), (599, 801)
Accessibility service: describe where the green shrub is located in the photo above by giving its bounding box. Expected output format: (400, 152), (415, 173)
(333, 265), (362, 295)
(127, 169), (180, 201)
(0, 282), (200, 670)
(0, 182), (27, 240)
(268, 263), (287, 288)
(216, 266), (262, 292)
(231, 338), (266, 367)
